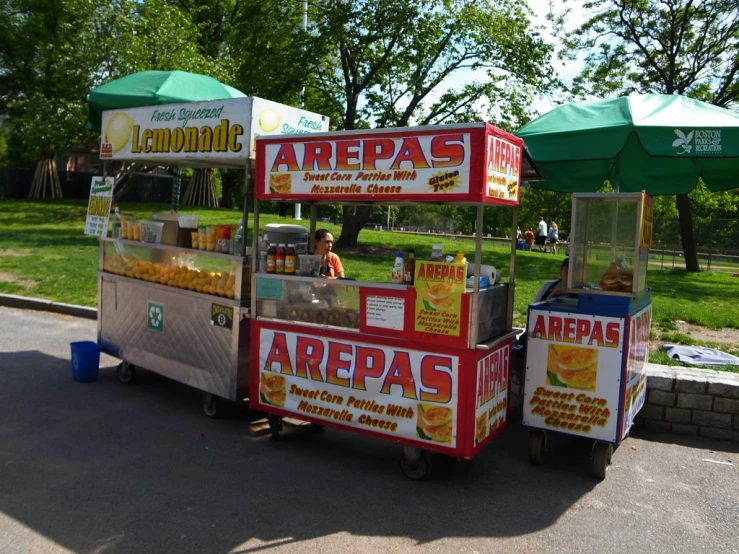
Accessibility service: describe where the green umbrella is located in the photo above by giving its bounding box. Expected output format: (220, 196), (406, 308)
(86, 70), (246, 132)
(515, 94), (739, 194)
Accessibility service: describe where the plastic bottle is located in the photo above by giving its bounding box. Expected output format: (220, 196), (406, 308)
(233, 219), (244, 256)
(276, 243), (286, 273)
(259, 250), (267, 273)
(112, 207), (121, 238)
(266, 243), (277, 273)
(404, 250), (415, 285)
(219, 226), (232, 253)
(392, 252), (404, 283)
(285, 243), (296, 274)
(454, 250), (466, 264)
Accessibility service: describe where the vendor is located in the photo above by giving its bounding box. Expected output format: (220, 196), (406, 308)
(533, 257), (571, 302)
(314, 229), (345, 279)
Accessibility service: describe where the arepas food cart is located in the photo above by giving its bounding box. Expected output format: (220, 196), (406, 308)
(96, 96), (328, 415)
(250, 123), (540, 479)
(521, 192), (653, 479)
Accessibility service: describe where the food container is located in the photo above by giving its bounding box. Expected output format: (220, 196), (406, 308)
(298, 254), (321, 277)
(139, 221), (165, 244)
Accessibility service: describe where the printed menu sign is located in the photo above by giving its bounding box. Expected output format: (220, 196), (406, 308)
(413, 261), (465, 337)
(522, 309), (625, 442)
(84, 176), (114, 237)
(622, 305), (652, 437)
(256, 328), (459, 449)
(366, 295), (405, 331)
(473, 342), (510, 447)
(484, 134), (521, 203)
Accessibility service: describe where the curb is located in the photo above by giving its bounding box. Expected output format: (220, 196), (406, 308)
(0, 293), (97, 320)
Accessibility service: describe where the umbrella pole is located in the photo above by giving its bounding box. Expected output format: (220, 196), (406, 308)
(611, 162), (620, 264)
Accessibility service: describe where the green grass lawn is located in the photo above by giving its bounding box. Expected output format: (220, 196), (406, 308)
(1, 199), (739, 339)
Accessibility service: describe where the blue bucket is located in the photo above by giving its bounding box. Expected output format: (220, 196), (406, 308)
(70, 341), (101, 383)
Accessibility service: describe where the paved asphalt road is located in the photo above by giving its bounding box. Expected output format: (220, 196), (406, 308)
(1, 306), (737, 554)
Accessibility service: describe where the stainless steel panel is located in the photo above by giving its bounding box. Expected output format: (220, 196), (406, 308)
(470, 284), (510, 346)
(100, 275), (248, 400)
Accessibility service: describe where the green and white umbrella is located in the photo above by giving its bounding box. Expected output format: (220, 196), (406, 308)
(515, 94), (739, 194)
(86, 70), (245, 132)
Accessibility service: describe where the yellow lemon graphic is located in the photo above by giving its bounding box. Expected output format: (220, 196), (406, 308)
(105, 112), (134, 153)
(258, 109), (280, 132)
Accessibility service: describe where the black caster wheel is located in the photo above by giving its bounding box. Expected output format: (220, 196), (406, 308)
(116, 361), (136, 384)
(528, 430), (546, 466)
(202, 392), (224, 418)
(268, 416), (283, 441)
(592, 442), (613, 479)
(400, 447), (432, 481)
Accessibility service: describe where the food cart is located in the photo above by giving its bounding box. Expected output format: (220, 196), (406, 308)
(522, 192), (653, 478)
(96, 96), (328, 416)
(249, 123), (539, 479)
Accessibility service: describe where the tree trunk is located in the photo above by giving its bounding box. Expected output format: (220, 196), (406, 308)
(335, 205), (372, 248)
(676, 193), (700, 272)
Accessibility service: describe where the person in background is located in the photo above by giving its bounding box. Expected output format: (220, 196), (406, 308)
(314, 229), (344, 279)
(524, 228), (535, 251)
(536, 216), (548, 252)
(516, 226), (522, 240)
(548, 221), (559, 254)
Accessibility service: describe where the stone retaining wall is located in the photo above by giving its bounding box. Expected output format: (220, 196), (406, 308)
(635, 364), (739, 442)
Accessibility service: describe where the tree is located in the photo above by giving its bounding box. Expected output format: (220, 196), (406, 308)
(306, 0), (555, 247)
(554, 0), (739, 271)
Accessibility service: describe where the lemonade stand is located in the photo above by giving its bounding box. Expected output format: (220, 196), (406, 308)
(95, 96), (328, 415)
(249, 123), (541, 478)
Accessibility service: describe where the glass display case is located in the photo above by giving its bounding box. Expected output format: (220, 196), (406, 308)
(101, 238), (250, 302)
(254, 274), (362, 330)
(568, 192), (652, 297)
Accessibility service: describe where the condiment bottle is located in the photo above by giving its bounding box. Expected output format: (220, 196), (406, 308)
(285, 243), (296, 274)
(454, 250), (466, 264)
(404, 249), (415, 285)
(112, 207), (121, 238)
(392, 252), (404, 283)
(266, 243), (277, 273)
(276, 243), (286, 274)
(429, 244), (444, 261)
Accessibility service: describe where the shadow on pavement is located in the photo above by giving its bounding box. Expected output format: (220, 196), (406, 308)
(0, 349), (602, 553)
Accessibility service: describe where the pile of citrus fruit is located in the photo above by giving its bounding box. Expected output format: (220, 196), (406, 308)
(104, 255), (237, 299)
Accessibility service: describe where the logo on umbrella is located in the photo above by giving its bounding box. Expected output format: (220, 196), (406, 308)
(672, 129), (694, 154)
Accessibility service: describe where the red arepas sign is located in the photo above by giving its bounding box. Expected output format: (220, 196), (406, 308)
(255, 123), (523, 204)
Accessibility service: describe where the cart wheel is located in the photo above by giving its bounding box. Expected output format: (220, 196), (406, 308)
(400, 447), (432, 481)
(268, 416), (283, 441)
(116, 362), (136, 384)
(528, 430), (546, 466)
(592, 442), (613, 479)
(202, 393), (223, 419)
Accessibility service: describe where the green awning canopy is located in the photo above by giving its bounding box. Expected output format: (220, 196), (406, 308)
(86, 70), (246, 132)
(515, 94), (739, 194)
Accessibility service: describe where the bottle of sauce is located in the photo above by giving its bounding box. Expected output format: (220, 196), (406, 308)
(285, 243), (296, 274)
(391, 252), (404, 283)
(404, 249), (415, 285)
(276, 243), (286, 273)
(266, 243), (277, 273)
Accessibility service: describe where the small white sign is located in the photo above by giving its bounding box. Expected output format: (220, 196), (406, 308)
(366, 295), (405, 331)
(84, 176), (114, 237)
